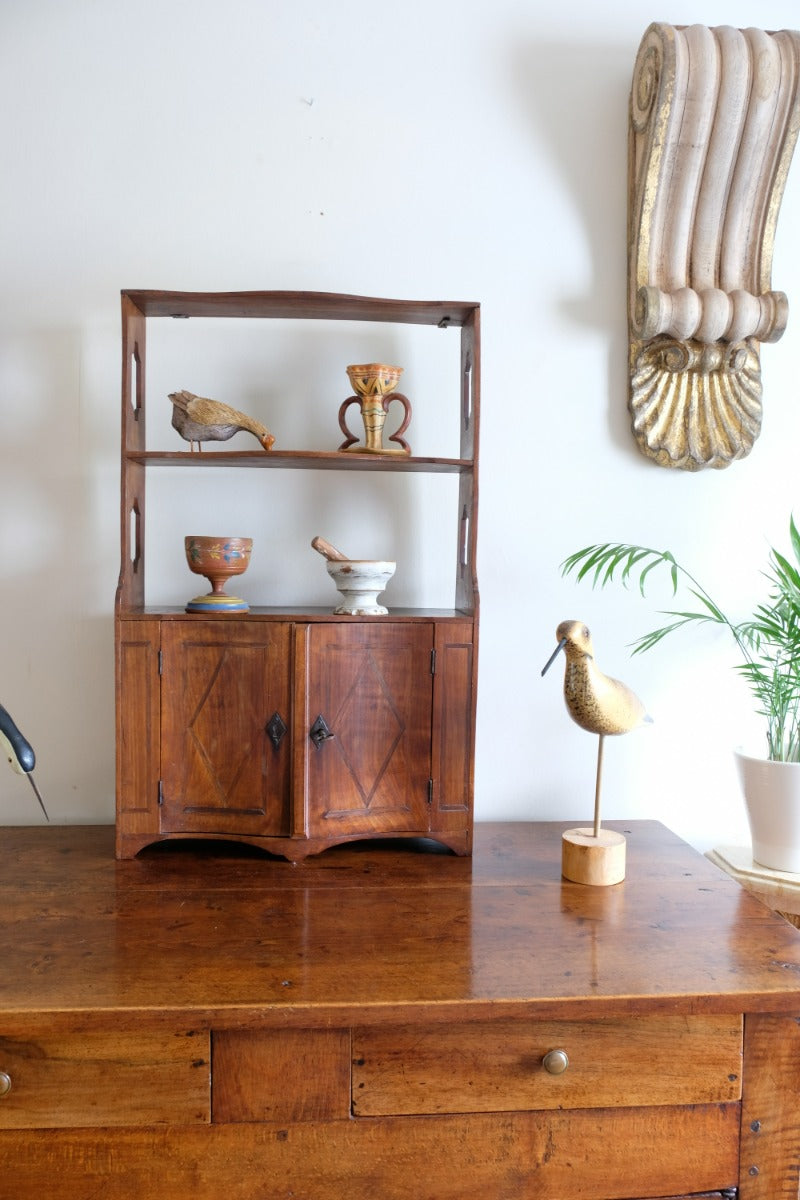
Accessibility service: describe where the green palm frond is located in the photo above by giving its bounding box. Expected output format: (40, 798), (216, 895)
(561, 520), (800, 762)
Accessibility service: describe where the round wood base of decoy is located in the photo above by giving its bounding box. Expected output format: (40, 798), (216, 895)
(562, 828), (626, 886)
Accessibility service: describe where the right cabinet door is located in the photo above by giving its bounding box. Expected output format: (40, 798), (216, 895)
(303, 623), (434, 840)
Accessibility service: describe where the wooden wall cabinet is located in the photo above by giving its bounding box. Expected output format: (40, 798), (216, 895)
(115, 291), (479, 860)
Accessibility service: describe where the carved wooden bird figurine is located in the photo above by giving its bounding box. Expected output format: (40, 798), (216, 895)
(541, 620), (652, 736)
(168, 390), (275, 452)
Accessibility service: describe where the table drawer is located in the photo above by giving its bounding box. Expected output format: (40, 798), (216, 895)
(0, 1032), (209, 1128)
(352, 1015), (742, 1115)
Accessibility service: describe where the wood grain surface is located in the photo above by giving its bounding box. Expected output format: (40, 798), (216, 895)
(1, 821), (799, 1035)
(6, 1104), (739, 1200)
(1, 821), (799, 1198)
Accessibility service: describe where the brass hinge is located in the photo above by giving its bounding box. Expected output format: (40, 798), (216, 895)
(158, 650), (163, 676)
(430, 649), (436, 675)
(427, 779), (434, 805)
(158, 780), (164, 806)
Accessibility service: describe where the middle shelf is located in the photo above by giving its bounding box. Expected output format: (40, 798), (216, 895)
(126, 450), (472, 473)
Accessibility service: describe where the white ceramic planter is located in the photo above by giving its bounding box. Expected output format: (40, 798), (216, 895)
(734, 749), (800, 872)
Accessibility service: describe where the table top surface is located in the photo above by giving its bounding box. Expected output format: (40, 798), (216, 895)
(2, 821), (800, 1034)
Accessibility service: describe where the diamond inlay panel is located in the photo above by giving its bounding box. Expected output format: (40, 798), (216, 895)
(335, 655), (405, 805)
(160, 622), (291, 836)
(305, 623), (433, 837)
(189, 650), (258, 799)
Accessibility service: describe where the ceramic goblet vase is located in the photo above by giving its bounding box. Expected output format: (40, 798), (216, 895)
(184, 536), (253, 613)
(339, 363), (412, 455)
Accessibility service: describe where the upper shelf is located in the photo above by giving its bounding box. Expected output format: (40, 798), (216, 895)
(126, 449), (473, 472)
(123, 290), (479, 328)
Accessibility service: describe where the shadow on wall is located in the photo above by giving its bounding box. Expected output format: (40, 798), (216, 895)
(510, 37), (636, 458)
(0, 327), (116, 822)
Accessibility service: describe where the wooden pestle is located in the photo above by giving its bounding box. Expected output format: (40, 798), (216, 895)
(311, 536), (350, 562)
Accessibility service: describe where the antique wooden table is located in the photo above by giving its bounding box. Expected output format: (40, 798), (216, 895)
(1, 820), (800, 1200)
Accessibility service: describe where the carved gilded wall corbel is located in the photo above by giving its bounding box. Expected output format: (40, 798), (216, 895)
(628, 23), (800, 469)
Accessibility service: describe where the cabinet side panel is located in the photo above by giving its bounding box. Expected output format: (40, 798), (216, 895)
(456, 307), (479, 614)
(459, 308), (478, 462)
(740, 1012), (800, 1199)
(118, 295), (146, 610)
(455, 470), (476, 613)
(432, 621), (474, 834)
(116, 620), (161, 846)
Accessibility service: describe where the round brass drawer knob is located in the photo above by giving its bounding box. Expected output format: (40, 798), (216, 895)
(542, 1049), (569, 1075)
(0, 1072), (11, 1097)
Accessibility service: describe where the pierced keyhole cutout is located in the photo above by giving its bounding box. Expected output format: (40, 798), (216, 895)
(130, 502), (141, 573)
(462, 352), (472, 432)
(459, 506), (469, 571)
(130, 346), (141, 420)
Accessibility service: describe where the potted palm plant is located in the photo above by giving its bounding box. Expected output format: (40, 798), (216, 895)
(562, 517), (800, 872)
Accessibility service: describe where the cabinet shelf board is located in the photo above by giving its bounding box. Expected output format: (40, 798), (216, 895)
(123, 290), (478, 327)
(126, 451), (472, 473)
(118, 607), (475, 622)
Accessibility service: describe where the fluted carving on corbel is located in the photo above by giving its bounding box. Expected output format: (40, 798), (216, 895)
(628, 23), (800, 470)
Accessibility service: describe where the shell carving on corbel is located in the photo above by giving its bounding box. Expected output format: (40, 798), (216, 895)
(628, 23), (800, 469)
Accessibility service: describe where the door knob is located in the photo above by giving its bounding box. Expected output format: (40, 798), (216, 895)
(542, 1049), (569, 1075)
(309, 714), (335, 749)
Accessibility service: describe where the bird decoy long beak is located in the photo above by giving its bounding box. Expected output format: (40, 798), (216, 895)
(541, 637), (568, 677)
(27, 772), (49, 821)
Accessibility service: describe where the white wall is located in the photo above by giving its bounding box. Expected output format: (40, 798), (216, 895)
(2, 0), (800, 851)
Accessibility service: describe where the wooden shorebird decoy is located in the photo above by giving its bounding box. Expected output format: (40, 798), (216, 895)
(169, 390), (275, 452)
(542, 620), (652, 886)
(0, 702), (48, 820)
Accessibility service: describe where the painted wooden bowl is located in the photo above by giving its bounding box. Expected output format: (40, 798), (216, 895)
(184, 536), (252, 613)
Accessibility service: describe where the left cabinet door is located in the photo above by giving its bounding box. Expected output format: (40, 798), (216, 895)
(160, 621), (292, 837)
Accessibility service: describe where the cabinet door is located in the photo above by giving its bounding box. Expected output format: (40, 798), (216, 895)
(160, 622), (291, 836)
(304, 623), (433, 839)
